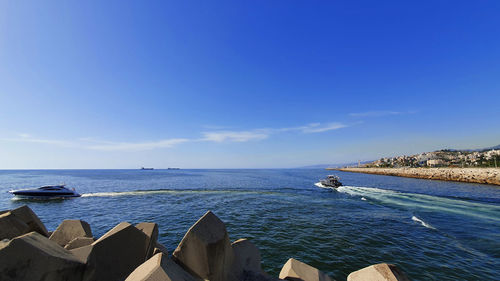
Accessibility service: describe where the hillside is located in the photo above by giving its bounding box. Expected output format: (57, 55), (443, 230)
(363, 145), (500, 168)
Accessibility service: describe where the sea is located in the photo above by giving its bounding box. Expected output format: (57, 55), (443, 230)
(0, 169), (499, 280)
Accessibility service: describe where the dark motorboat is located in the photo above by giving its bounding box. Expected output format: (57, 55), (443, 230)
(320, 175), (343, 188)
(9, 185), (81, 198)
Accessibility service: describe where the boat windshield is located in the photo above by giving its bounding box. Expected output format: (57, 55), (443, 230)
(39, 186), (65, 190)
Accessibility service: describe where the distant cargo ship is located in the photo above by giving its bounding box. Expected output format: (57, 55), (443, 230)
(140, 167), (154, 170)
(167, 167), (180, 170)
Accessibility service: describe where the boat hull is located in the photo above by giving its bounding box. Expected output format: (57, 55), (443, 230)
(11, 192), (81, 198)
(9, 189), (81, 198)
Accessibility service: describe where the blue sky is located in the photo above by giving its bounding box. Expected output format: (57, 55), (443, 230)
(1, 1), (499, 169)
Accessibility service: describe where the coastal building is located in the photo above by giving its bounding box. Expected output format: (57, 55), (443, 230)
(427, 159), (446, 167)
(365, 147), (499, 168)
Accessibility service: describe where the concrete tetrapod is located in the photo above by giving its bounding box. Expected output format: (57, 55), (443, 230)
(8, 205), (49, 237)
(80, 222), (150, 281)
(49, 219), (93, 247)
(64, 236), (95, 250)
(0, 211), (30, 240)
(347, 263), (410, 281)
(172, 211), (236, 281)
(232, 238), (262, 272)
(70, 244), (93, 263)
(231, 238), (280, 281)
(125, 252), (201, 281)
(0, 232), (86, 281)
(153, 242), (169, 256)
(136, 222), (159, 261)
(279, 258), (332, 281)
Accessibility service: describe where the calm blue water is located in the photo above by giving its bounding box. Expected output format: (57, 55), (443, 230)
(1, 169), (499, 280)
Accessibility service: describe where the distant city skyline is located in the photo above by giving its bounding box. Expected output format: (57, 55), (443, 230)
(1, 1), (499, 169)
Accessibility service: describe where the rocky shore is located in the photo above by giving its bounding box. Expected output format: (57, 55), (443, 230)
(0, 205), (411, 281)
(331, 167), (500, 186)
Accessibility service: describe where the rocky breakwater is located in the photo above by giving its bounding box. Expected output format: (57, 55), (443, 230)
(332, 167), (500, 186)
(1, 205), (411, 281)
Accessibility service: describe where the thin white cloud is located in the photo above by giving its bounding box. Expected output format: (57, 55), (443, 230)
(1, 134), (189, 151)
(300, 122), (347, 133)
(201, 122), (348, 143)
(2, 121), (348, 151)
(201, 131), (269, 142)
(276, 122), (347, 134)
(1, 134), (77, 147)
(349, 110), (417, 117)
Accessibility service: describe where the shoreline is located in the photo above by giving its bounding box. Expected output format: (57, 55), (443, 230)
(329, 167), (500, 186)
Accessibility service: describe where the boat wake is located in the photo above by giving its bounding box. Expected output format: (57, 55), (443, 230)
(314, 182), (328, 189)
(336, 185), (500, 222)
(412, 216), (435, 229)
(82, 190), (178, 197)
(81, 188), (282, 198)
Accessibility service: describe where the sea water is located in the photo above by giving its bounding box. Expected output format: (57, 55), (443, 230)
(0, 169), (499, 280)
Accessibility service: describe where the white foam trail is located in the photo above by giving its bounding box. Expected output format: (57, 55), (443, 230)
(336, 185), (500, 222)
(315, 182), (336, 190)
(81, 190), (178, 197)
(81, 189), (282, 198)
(81, 189), (226, 197)
(412, 216), (436, 229)
(314, 182), (325, 188)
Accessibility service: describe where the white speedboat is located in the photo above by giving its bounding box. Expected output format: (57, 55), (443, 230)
(319, 175), (342, 188)
(9, 185), (81, 198)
